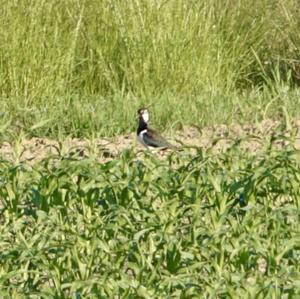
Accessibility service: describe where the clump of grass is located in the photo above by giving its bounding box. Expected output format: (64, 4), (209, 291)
(0, 0), (300, 139)
(1, 87), (300, 141)
(0, 134), (300, 298)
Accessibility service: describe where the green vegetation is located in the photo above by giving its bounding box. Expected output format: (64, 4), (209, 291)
(1, 0), (300, 139)
(1, 1), (300, 298)
(1, 135), (300, 298)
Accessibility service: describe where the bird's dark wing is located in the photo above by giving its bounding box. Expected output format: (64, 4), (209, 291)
(144, 128), (177, 149)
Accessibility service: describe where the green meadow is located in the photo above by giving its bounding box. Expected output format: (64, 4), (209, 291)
(1, 0), (300, 139)
(1, 0), (300, 298)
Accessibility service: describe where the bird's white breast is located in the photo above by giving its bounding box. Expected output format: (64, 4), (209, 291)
(137, 129), (148, 147)
(137, 129), (156, 150)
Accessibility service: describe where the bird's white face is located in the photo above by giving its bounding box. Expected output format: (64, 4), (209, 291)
(140, 109), (149, 123)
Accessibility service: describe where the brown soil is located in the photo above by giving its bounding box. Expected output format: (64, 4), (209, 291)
(1, 119), (299, 164)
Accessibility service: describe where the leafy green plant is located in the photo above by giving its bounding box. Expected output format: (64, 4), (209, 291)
(1, 134), (300, 298)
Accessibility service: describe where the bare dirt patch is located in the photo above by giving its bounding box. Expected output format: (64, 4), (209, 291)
(1, 119), (299, 164)
(181, 118), (300, 151)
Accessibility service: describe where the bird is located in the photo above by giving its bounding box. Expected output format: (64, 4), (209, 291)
(136, 107), (177, 150)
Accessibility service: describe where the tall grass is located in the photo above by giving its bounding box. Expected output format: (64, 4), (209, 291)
(1, 0), (300, 138)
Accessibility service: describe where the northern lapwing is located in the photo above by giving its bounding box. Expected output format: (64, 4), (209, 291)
(137, 108), (177, 149)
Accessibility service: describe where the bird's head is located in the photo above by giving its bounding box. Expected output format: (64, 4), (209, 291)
(137, 108), (149, 123)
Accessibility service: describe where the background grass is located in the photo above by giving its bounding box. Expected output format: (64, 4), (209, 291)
(0, 0), (300, 140)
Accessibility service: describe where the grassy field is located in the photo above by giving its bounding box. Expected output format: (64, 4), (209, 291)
(1, 0), (300, 298)
(1, 0), (300, 139)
